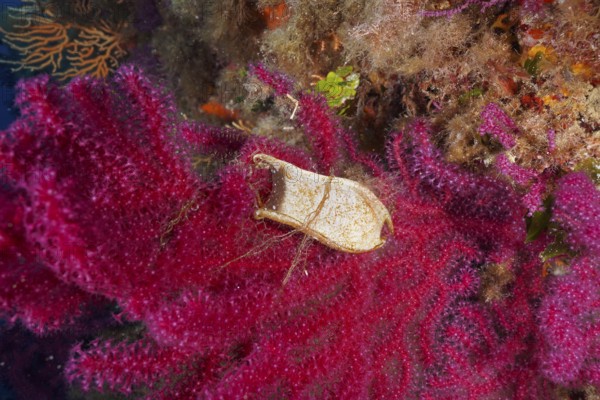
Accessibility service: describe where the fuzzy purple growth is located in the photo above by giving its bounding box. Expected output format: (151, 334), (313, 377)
(390, 121), (524, 256)
(552, 172), (600, 255)
(495, 154), (546, 215)
(495, 154), (536, 186)
(540, 256), (600, 386)
(539, 172), (600, 386)
(295, 92), (345, 172)
(479, 102), (519, 149)
(250, 64), (345, 173)
(248, 63), (295, 96)
(547, 129), (556, 153)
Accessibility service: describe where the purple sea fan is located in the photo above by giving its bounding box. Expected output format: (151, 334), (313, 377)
(552, 172), (600, 255)
(0, 65), (568, 399)
(389, 120), (525, 263)
(539, 172), (600, 386)
(248, 62), (294, 96)
(479, 102), (519, 149)
(0, 67), (199, 311)
(0, 185), (95, 333)
(495, 154), (547, 215)
(540, 256), (600, 386)
(249, 63), (344, 173)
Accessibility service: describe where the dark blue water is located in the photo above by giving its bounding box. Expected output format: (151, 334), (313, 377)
(0, 0), (22, 130)
(1, 4), (25, 399)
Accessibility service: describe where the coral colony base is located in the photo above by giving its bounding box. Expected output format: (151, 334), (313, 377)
(0, 64), (598, 399)
(0, 0), (598, 399)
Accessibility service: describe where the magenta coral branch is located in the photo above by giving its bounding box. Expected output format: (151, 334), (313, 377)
(1, 67), (199, 302)
(0, 187), (94, 333)
(539, 173), (600, 386)
(66, 340), (190, 394)
(249, 63), (345, 173)
(479, 102), (519, 149)
(248, 62), (294, 96)
(540, 256), (600, 385)
(495, 154), (536, 186)
(389, 121), (524, 262)
(495, 154), (547, 215)
(295, 92), (344, 172)
(552, 172), (600, 255)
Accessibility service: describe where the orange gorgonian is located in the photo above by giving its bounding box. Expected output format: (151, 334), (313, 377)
(0, 0), (127, 80)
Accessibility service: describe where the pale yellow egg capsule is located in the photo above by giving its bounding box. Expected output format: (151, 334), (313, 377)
(253, 154), (393, 253)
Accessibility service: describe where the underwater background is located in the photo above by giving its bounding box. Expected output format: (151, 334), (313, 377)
(0, 0), (19, 131)
(0, 0), (598, 399)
